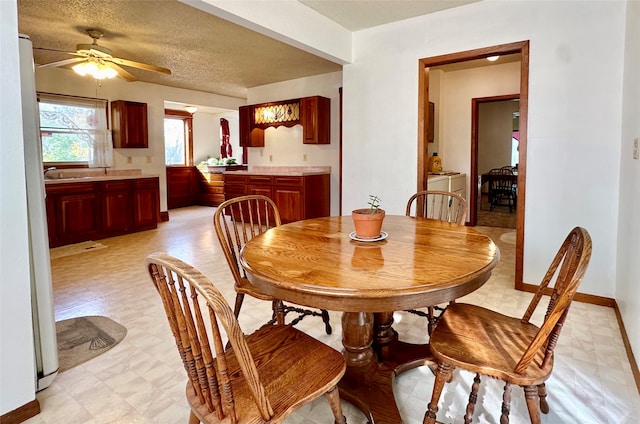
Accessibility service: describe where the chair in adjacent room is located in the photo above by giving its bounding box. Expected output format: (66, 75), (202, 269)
(146, 252), (347, 424)
(424, 227), (592, 424)
(404, 190), (468, 334)
(214, 195), (332, 334)
(487, 166), (517, 212)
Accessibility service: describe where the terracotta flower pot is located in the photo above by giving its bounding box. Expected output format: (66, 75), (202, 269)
(351, 208), (385, 239)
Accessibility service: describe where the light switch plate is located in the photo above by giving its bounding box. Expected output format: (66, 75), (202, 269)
(634, 138), (639, 160)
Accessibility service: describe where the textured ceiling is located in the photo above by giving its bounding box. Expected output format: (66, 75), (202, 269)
(17, 0), (480, 100)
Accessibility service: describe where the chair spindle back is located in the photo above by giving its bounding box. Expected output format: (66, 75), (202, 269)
(405, 190), (468, 224)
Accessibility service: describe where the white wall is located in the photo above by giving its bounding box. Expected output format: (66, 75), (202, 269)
(1, 1), (38, 415)
(192, 111), (240, 164)
(246, 71), (343, 216)
(437, 62), (521, 197)
(343, 0), (626, 300)
(617, 0), (640, 373)
(35, 67), (245, 211)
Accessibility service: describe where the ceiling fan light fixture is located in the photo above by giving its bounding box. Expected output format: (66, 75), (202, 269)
(185, 106), (198, 114)
(72, 60), (117, 80)
(487, 55), (500, 62)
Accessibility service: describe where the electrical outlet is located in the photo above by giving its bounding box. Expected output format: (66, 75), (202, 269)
(303, 154), (308, 161)
(634, 138), (639, 160)
(269, 154), (273, 162)
(127, 156), (132, 164)
(146, 156), (152, 164)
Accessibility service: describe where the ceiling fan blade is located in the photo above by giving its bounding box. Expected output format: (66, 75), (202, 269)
(107, 57), (171, 75)
(38, 57), (87, 69)
(105, 62), (137, 82)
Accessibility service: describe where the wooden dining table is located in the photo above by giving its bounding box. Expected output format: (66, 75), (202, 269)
(240, 215), (500, 423)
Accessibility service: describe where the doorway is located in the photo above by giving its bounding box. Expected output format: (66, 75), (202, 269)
(472, 95), (520, 229)
(417, 41), (529, 290)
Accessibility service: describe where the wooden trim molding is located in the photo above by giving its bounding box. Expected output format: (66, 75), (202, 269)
(522, 282), (640, 395)
(613, 301), (640, 395)
(0, 399), (40, 424)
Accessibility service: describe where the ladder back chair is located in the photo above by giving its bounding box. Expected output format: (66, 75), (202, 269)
(424, 227), (592, 424)
(146, 252), (347, 424)
(487, 166), (517, 212)
(405, 190), (468, 334)
(214, 195), (332, 334)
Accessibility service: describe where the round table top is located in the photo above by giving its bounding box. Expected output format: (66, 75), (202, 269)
(240, 215), (500, 312)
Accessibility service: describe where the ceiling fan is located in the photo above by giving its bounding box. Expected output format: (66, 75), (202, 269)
(35, 29), (171, 81)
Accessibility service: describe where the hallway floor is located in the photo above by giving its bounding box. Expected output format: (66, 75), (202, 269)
(25, 207), (639, 424)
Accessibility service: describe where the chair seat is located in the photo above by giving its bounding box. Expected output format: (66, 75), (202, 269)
(188, 325), (346, 423)
(429, 303), (552, 386)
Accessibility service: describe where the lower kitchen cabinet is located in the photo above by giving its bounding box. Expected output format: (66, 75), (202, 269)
(224, 172), (330, 223)
(46, 177), (159, 247)
(49, 182), (101, 246)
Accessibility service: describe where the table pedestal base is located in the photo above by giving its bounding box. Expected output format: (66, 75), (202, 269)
(339, 312), (435, 424)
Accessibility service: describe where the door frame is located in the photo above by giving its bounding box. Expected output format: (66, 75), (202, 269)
(417, 40), (529, 290)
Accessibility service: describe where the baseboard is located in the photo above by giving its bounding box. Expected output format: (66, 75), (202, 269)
(0, 399), (40, 424)
(159, 211), (169, 222)
(520, 283), (639, 395)
(613, 300), (640, 395)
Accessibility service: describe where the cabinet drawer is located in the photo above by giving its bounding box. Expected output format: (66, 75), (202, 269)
(135, 177), (159, 189)
(101, 180), (133, 192)
(273, 176), (303, 187)
(248, 175), (272, 185)
(46, 181), (96, 195)
(224, 174), (248, 184)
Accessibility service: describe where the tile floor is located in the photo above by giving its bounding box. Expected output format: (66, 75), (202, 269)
(25, 206), (639, 424)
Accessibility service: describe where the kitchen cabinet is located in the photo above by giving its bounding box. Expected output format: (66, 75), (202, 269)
(133, 178), (160, 230)
(197, 165), (248, 207)
(239, 105), (265, 147)
(300, 96), (330, 144)
(101, 180), (134, 233)
(111, 100), (148, 148)
(46, 182), (101, 246)
(166, 166), (199, 209)
(45, 176), (159, 247)
(239, 96), (330, 147)
(224, 172), (330, 223)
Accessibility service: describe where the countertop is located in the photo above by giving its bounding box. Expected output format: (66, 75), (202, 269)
(44, 169), (159, 185)
(223, 166), (331, 176)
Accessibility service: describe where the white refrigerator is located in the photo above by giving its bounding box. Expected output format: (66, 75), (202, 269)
(19, 34), (59, 391)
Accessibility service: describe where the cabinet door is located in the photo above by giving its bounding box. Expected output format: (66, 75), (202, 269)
(273, 186), (303, 223)
(300, 96), (330, 144)
(102, 190), (133, 233)
(133, 188), (158, 229)
(239, 105), (264, 147)
(111, 100), (148, 148)
(166, 166), (198, 209)
(56, 191), (100, 244)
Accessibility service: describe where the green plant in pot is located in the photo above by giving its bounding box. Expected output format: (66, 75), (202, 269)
(352, 195), (385, 239)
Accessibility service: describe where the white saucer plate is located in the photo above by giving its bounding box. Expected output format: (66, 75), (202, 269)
(349, 231), (388, 242)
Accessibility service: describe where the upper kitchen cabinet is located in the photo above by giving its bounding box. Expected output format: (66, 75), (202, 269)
(239, 105), (265, 147)
(239, 96), (331, 147)
(111, 100), (148, 148)
(300, 96), (330, 144)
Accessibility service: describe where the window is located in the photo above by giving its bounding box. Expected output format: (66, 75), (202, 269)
(164, 110), (193, 165)
(38, 93), (111, 167)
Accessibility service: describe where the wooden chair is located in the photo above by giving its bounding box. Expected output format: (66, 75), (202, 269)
(146, 252), (347, 424)
(405, 190), (468, 334)
(488, 166), (516, 212)
(405, 190), (467, 225)
(214, 195), (332, 334)
(424, 227), (592, 424)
